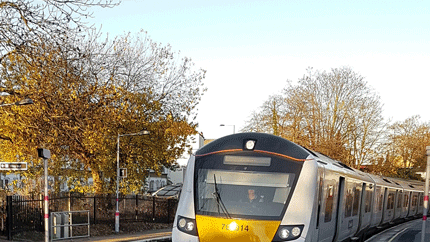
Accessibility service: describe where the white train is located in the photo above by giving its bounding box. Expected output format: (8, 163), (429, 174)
(172, 133), (424, 242)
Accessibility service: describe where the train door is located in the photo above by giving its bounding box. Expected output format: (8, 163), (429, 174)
(337, 179), (361, 241)
(358, 183), (372, 233)
(370, 186), (383, 227)
(382, 189), (395, 223)
(356, 183), (365, 232)
(316, 174), (337, 242)
(332, 176), (345, 242)
(410, 192), (418, 216)
(418, 192), (424, 215)
(404, 191), (411, 217)
(394, 190), (402, 220)
(400, 191), (408, 218)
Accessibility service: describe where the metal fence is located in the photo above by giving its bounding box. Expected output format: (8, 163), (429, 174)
(0, 194), (178, 240)
(4, 195), (44, 239)
(51, 210), (90, 241)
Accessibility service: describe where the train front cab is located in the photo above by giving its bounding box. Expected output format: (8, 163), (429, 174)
(173, 133), (316, 242)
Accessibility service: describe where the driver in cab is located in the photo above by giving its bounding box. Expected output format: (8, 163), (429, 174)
(247, 189), (264, 203)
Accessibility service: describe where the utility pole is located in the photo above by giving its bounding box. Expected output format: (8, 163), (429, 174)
(115, 129), (150, 233)
(220, 124), (235, 134)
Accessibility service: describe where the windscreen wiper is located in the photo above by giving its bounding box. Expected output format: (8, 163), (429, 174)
(213, 174), (231, 219)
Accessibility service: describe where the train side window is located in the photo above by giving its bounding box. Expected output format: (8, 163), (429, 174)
(345, 186), (353, 218)
(316, 177), (323, 229)
(378, 193), (383, 211)
(365, 187), (373, 213)
(352, 185), (360, 216)
(324, 185), (334, 222)
(375, 186), (382, 212)
(412, 195), (418, 207)
(397, 191), (402, 209)
(419, 194), (424, 207)
(387, 193), (395, 210)
(404, 194), (409, 208)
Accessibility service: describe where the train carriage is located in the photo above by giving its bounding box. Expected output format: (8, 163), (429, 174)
(172, 133), (425, 242)
(388, 178), (421, 220)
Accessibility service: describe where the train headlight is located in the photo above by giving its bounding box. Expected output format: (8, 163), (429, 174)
(273, 225), (304, 241)
(228, 221), (238, 231)
(186, 221), (195, 231)
(279, 228), (290, 239)
(178, 218), (187, 228)
(291, 227), (301, 237)
(176, 215), (198, 236)
(244, 140), (256, 150)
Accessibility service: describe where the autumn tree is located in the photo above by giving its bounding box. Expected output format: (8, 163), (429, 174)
(243, 67), (386, 168)
(0, 0), (119, 64)
(376, 116), (430, 179)
(1, 0), (120, 194)
(242, 95), (289, 136)
(81, 31), (206, 192)
(0, 28), (205, 194)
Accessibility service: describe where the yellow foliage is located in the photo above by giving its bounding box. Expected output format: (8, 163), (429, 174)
(0, 36), (204, 194)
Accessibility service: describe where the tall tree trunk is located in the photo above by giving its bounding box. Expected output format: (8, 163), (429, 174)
(91, 168), (103, 194)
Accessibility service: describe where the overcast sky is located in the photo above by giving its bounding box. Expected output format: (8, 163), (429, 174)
(89, 0), (430, 140)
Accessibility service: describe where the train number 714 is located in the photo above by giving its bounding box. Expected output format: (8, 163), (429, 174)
(221, 223), (249, 232)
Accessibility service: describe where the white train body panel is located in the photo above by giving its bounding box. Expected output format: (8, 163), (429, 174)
(279, 158), (318, 241)
(172, 155), (198, 242)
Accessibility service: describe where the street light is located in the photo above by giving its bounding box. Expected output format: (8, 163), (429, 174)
(115, 129), (150, 233)
(220, 124), (235, 134)
(0, 97), (34, 107)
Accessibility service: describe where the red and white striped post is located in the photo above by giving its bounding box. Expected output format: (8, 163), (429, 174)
(422, 146), (430, 242)
(44, 156), (49, 242)
(115, 134), (120, 233)
(38, 148), (51, 242)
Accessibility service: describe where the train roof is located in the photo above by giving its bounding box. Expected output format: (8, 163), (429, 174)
(312, 151), (374, 182)
(366, 173), (403, 189)
(196, 132), (311, 161)
(197, 133), (424, 192)
(307, 150), (423, 190)
(384, 177), (424, 192)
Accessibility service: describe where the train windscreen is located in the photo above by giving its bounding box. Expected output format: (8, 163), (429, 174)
(194, 153), (302, 220)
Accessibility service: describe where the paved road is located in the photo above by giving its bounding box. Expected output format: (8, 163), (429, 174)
(366, 219), (430, 242)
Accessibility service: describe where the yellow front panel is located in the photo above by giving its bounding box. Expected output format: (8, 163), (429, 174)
(196, 215), (280, 242)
